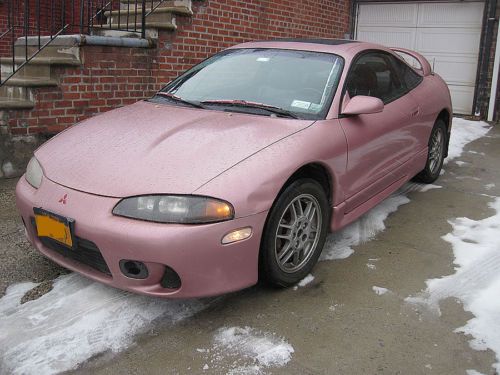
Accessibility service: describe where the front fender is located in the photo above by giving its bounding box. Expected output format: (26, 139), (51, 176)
(194, 120), (348, 218)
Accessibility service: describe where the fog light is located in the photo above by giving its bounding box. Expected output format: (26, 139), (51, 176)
(222, 227), (252, 244)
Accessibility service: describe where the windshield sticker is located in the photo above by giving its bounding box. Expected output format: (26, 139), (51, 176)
(291, 100), (311, 110)
(309, 103), (322, 112)
(256, 57), (270, 62)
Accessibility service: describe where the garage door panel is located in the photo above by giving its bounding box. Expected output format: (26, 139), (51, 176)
(423, 54), (479, 86)
(416, 28), (481, 56)
(449, 86), (475, 114)
(418, 2), (485, 28)
(357, 3), (418, 27)
(357, 26), (415, 49)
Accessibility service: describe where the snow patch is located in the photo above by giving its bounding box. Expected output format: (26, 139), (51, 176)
(455, 161), (466, 166)
(208, 326), (293, 373)
(406, 198), (500, 372)
(417, 184), (442, 192)
(485, 183), (495, 190)
(446, 118), (490, 163)
(366, 263), (376, 270)
(320, 194), (410, 260)
(296, 274), (314, 287)
(0, 274), (208, 375)
(466, 370), (485, 375)
(372, 286), (389, 295)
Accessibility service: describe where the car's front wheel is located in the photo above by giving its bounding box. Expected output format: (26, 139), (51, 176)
(260, 179), (329, 287)
(413, 119), (447, 184)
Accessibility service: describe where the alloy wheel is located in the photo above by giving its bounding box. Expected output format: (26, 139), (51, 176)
(274, 194), (322, 273)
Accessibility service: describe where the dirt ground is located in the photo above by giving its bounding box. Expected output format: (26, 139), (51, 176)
(1, 124), (499, 374)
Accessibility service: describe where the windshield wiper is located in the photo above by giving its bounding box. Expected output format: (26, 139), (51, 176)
(154, 92), (205, 109)
(201, 99), (299, 119)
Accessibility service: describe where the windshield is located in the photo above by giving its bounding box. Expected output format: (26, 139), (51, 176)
(157, 48), (344, 119)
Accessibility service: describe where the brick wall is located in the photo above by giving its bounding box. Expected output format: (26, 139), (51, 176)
(6, 45), (158, 135)
(0, 1), (64, 56)
(4, 0), (350, 135)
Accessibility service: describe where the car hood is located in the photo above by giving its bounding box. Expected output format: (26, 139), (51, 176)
(36, 101), (314, 197)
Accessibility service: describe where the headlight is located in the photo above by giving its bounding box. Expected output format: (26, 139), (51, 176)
(112, 195), (234, 224)
(25, 157), (43, 189)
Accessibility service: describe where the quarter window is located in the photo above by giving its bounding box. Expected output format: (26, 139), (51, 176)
(346, 52), (407, 104)
(390, 56), (423, 90)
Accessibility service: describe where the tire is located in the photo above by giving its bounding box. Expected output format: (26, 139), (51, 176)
(259, 178), (329, 287)
(413, 119), (447, 184)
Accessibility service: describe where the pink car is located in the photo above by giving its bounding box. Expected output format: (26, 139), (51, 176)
(16, 39), (452, 298)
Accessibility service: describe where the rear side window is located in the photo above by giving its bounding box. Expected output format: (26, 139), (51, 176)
(391, 56), (423, 90)
(346, 52), (407, 104)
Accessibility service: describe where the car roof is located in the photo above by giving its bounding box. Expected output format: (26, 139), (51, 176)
(227, 39), (392, 59)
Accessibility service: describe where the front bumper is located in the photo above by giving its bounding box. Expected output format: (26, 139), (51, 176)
(16, 176), (267, 298)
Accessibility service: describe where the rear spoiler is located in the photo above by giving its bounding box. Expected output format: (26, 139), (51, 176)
(389, 47), (432, 77)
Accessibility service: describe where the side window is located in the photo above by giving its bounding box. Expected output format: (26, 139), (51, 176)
(390, 56), (423, 90)
(346, 52), (407, 104)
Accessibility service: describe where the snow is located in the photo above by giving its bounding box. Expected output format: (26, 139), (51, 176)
(372, 286), (389, 295)
(406, 198), (500, 372)
(210, 326), (294, 372)
(366, 263), (376, 270)
(297, 274), (314, 287)
(0, 274), (208, 375)
(485, 183), (495, 190)
(446, 118), (490, 163)
(0, 117), (492, 374)
(320, 194), (411, 260)
(466, 370), (485, 375)
(417, 184), (442, 192)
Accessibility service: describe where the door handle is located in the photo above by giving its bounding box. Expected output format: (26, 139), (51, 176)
(410, 107), (420, 117)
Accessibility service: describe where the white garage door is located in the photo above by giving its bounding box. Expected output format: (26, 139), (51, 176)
(355, 2), (485, 114)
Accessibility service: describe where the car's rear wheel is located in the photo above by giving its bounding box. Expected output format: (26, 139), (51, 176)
(413, 119), (447, 184)
(260, 179), (329, 287)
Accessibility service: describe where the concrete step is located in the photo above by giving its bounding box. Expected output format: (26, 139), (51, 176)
(0, 99), (35, 109)
(119, 0), (192, 11)
(2, 77), (58, 87)
(0, 85), (35, 110)
(1, 57), (61, 89)
(93, 20), (176, 31)
(1, 62), (51, 79)
(0, 56), (81, 66)
(13, 36), (82, 66)
(108, 7), (180, 26)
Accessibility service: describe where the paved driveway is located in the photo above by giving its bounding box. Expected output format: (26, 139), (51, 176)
(0, 119), (499, 375)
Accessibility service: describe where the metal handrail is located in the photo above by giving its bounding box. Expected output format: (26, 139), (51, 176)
(0, 0), (164, 87)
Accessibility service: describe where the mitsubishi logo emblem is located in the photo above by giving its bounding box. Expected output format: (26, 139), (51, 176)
(58, 194), (68, 205)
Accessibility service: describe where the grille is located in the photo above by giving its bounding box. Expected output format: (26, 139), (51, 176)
(39, 236), (112, 276)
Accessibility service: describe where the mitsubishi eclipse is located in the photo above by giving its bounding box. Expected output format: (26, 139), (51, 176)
(16, 39), (452, 298)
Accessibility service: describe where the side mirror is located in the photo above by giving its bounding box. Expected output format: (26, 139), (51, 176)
(342, 95), (384, 116)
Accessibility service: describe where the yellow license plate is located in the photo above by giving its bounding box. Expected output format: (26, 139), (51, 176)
(34, 208), (74, 248)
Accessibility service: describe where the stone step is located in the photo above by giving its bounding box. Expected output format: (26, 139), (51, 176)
(1, 62), (52, 79)
(93, 20), (176, 31)
(107, 7), (180, 26)
(13, 36), (82, 66)
(0, 85), (35, 110)
(119, 0), (192, 10)
(0, 99), (35, 109)
(0, 56), (81, 66)
(2, 77), (58, 87)
(0, 55), (65, 88)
